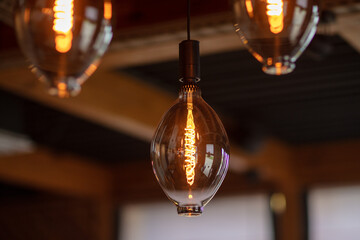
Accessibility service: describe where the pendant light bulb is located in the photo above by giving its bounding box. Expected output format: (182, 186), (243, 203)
(14, 0), (113, 97)
(150, 40), (230, 217)
(232, 0), (319, 75)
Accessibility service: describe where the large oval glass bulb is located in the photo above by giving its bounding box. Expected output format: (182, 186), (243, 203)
(14, 0), (113, 97)
(232, 0), (319, 75)
(151, 84), (230, 217)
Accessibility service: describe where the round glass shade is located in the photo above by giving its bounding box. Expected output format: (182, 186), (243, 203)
(232, 0), (319, 75)
(14, 0), (113, 97)
(150, 85), (230, 217)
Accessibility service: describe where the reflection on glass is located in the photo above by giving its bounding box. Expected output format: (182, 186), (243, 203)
(14, 0), (113, 97)
(203, 144), (214, 177)
(151, 85), (230, 217)
(233, 0), (319, 75)
(245, 0), (254, 18)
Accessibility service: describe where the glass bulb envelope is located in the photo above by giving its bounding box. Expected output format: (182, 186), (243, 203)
(14, 0), (113, 97)
(233, 0), (319, 75)
(151, 85), (230, 217)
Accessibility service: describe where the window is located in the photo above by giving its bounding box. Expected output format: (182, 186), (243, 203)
(308, 186), (360, 240)
(120, 194), (273, 240)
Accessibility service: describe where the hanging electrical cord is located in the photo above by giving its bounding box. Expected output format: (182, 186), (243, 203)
(187, 0), (191, 40)
(179, 0), (200, 85)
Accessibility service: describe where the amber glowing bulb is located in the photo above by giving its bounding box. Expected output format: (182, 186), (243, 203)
(14, 0), (113, 97)
(232, 0), (319, 75)
(150, 40), (230, 217)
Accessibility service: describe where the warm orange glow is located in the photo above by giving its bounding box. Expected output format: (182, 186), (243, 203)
(84, 63), (98, 77)
(53, 0), (74, 53)
(253, 52), (264, 63)
(266, 0), (284, 34)
(58, 82), (67, 90)
(57, 82), (68, 98)
(184, 95), (196, 186)
(188, 194), (193, 199)
(54, 31), (73, 53)
(24, 8), (31, 23)
(42, 8), (52, 15)
(104, 1), (112, 20)
(275, 62), (282, 75)
(245, 0), (254, 18)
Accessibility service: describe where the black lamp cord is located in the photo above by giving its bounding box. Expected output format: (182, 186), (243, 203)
(187, 0), (190, 40)
(179, 0), (200, 85)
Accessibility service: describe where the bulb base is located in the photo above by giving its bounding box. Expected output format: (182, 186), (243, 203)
(177, 205), (203, 217)
(179, 40), (200, 84)
(47, 78), (81, 98)
(262, 59), (295, 75)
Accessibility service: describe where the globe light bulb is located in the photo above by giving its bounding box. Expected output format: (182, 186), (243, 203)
(14, 0), (113, 97)
(232, 0), (319, 75)
(150, 40), (230, 217)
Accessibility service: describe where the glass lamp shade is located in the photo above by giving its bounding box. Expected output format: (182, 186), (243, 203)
(150, 85), (230, 217)
(232, 0), (319, 75)
(14, 0), (113, 97)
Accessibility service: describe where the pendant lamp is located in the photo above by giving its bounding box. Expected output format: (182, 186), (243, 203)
(232, 0), (319, 75)
(14, 0), (113, 97)
(150, 0), (230, 217)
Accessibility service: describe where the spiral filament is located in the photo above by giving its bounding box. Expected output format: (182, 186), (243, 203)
(53, 0), (74, 53)
(266, 0), (284, 34)
(184, 97), (196, 186)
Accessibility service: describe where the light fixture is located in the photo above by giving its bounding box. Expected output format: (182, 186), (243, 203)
(150, 0), (230, 217)
(14, 0), (113, 97)
(270, 192), (287, 214)
(232, 0), (319, 75)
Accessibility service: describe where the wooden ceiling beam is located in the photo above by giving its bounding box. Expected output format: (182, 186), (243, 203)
(0, 139), (359, 204)
(292, 140), (360, 186)
(102, 26), (242, 69)
(0, 147), (274, 203)
(335, 12), (360, 53)
(0, 19), (242, 70)
(0, 148), (113, 199)
(0, 67), (174, 141)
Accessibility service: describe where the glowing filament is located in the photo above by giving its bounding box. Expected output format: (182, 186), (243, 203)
(266, 0), (284, 34)
(245, 0), (254, 18)
(104, 1), (112, 20)
(53, 0), (74, 53)
(184, 100), (196, 186)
